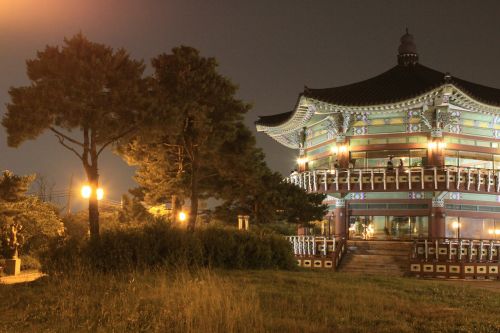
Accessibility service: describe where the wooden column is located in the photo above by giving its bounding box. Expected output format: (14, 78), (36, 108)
(428, 130), (445, 167)
(334, 198), (347, 237)
(334, 135), (350, 168)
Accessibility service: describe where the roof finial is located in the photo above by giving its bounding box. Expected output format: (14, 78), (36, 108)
(397, 29), (418, 66)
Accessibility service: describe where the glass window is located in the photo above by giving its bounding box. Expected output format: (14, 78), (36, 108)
(445, 149), (458, 167)
(350, 152), (366, 168)
(445, 217), (500, 239)
(310, 157), (330, 170)
(409, 149), (427, 167)
(445, 217), (460, 238)
(459, 151), (493, 169)
(366, 150), (408, 168)
(349, 216), (428, 240)
(494, 155), (500, 170)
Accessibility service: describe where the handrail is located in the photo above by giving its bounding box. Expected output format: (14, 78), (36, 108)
(286, 165), (500, 193)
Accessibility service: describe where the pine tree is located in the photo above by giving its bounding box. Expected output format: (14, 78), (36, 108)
(2, 34), (146, 240)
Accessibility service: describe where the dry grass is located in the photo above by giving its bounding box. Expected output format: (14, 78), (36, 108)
(0, 269), (499, 332)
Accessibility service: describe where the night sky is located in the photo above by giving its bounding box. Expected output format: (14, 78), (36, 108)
(1, 0), (500, 203)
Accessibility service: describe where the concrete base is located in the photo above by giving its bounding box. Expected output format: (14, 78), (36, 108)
(4, 258), (21, 276)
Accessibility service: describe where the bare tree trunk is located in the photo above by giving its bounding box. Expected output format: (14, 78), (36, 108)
(87, 130), (100, 241)
(87, 165), (100, 241)
(171, 194), (179, 223)
(187, 149), (198, 232)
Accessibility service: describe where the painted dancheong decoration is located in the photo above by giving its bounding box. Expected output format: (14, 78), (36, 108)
(257, 31), (500, 278)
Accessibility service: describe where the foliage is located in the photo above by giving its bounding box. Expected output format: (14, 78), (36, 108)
(41, 223), (296, 274)
(0, 170), (34, 203)
(119, 46), (251, 230)
(215, 169), (328, 226)
(0, 171), (64, 258)
(2, 33), (147, 239)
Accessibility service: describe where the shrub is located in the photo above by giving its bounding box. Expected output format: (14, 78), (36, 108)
(40, 223), (296, 274)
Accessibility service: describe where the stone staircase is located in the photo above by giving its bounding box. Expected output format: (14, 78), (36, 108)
(337, 241), (412, 276)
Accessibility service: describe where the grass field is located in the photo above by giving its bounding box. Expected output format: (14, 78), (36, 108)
(0, 269), (499, 332)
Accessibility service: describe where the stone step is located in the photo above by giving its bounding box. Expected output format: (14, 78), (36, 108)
(339, 241), (411, 275)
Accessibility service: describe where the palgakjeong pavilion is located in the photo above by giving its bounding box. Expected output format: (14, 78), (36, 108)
(256, 31), (500, 278)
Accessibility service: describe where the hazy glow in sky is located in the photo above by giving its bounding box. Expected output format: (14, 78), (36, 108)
(1, 0), (499, 206)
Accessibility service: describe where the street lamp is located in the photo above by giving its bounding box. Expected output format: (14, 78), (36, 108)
(81, 185), (91, 198)
(178, 211), (187, 222)
(81, 185), (104, 201)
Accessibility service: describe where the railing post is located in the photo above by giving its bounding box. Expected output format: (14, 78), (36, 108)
(487, 170), (491, 192)
(308, 172), (312, 192)
(489, 240), (494, 262)
(408, 167), (412, 190)
(424, 239), (428, 262)
(467, 168), (472, 190)
(479, 240), (484, 262)
(468, 240), (473, 262)
(383, 169), (387, 190)
(497, 171), (500, 192)
(313, 170), (317, 192)
(370, 169), (374, 190)
(435, 239), (439, 261)
(324, 170), (328, 191)
(395, 168), (399, 190)
(335, 170), (339, 191)
(446, 167), (450, 190)
(456, 168), (461, 190)
(458, 240), (463, 261)
(476, 171), (481, 191)
(347, 169), (351, 191)
(420, 167), (424, 189)
(312, 237), (316, 256)
(359, 169), (363, 190)
(323, 237), (327, 256)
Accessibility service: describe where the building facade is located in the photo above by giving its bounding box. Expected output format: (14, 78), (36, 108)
(256, 32), (500, 242)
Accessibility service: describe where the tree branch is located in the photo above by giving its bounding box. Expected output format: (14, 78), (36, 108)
(96, 127), (137, 157)
(49, 127), (84, 147)
(54, 134), (83, 161)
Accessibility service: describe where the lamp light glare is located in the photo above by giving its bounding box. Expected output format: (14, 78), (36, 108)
(438, 142), (446, 149)
(81, 185), (91, 199)
(451, 221), (460, 229)
(96, 188), (104, 201)
(331, 146), (338, 154)
(178, 211), (187, 222)
(339, 145), (348, 153)
(428, 142), (437, 150)
(297, 157), (308, 165)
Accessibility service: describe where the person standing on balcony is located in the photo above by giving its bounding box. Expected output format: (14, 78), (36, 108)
(387, 155), (394, 171)
(398, 159), (404, 173)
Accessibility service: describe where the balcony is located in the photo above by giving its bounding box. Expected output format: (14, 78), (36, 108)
(286, 166), (500, 194)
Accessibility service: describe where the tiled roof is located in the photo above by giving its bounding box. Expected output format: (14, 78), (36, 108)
(255, 110), (294, 127)
(256, 63), (500, 127)
(303, 63), (500, 107)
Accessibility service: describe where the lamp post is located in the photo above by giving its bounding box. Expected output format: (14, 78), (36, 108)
(237, 215), (250, 230)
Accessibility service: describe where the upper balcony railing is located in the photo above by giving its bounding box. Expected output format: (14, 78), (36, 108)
(286, 166), (500, 194)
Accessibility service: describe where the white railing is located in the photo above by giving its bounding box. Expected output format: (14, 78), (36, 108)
(286, 166), (500, 193)
(412, 238), (500, 263)
(285, 236), (339, 257)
